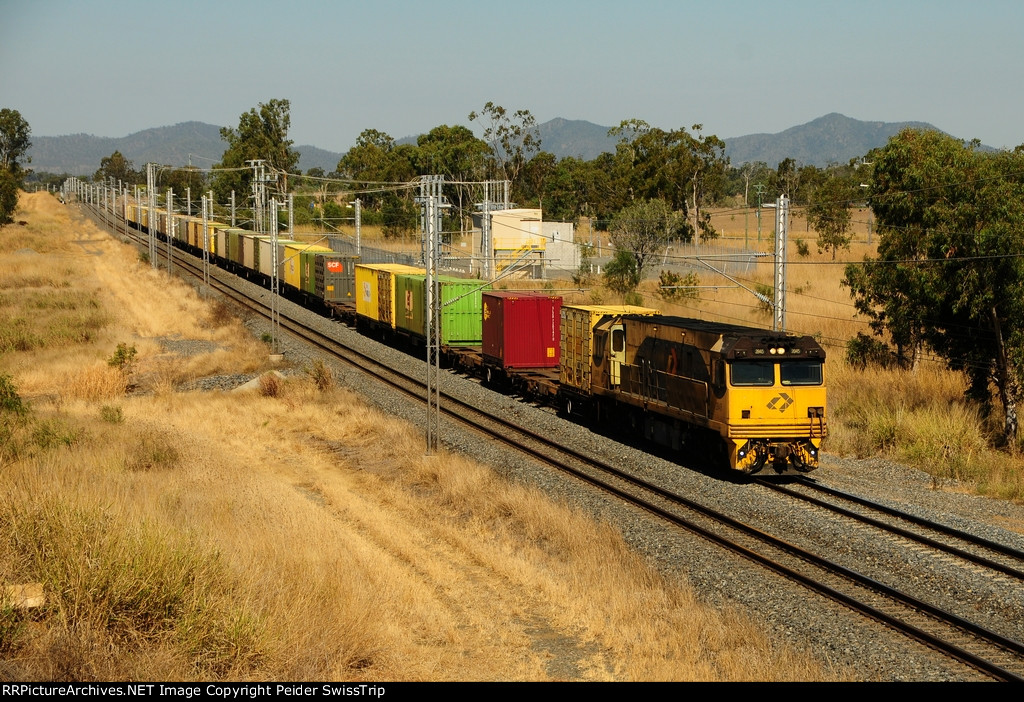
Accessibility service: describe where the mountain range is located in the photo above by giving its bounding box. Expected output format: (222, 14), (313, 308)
(27, 113), (961, 177)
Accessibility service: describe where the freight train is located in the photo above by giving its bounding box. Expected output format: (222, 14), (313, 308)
(120, 201), (826, 475)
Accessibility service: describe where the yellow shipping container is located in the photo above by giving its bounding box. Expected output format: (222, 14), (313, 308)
(355, 263), (424, 326)
(283, 243), (332, 290)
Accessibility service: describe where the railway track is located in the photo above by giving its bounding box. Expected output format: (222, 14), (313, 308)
(89, 203), (1024, 680)
(759, 477), (1024, 580)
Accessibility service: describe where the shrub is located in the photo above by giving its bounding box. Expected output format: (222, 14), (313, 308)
(0, 374), (29, 466)
(624, 291), (644, 306)
(258, 373), (282, 398)
(0, 374), (28, 418)
(107, 342), (137, 372)
(846, 332), (896, 369)
(571, 243), (595, 287)
(754, 283), (773, 315)
(306, 359), (334, 392)
(658, 270), (699, 301)
(100, 405), (124, 424)
(128, 433), (181, 471)
(32, 419), (79, 450)
(603, 249), (639, 294)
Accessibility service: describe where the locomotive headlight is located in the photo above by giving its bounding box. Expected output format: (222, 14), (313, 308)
(776, 346), (786, 355)
(769, 348), (777, 355)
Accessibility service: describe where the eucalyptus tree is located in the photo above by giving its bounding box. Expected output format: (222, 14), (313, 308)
(845, 129), (1024, 442)
(607, 120), (726, 241)
(608, 198), (680, 286)
(213, 99), (298, 201)
(807, 172), (854, 259)
(468, 102), (541, 196)
(0, 108), (30, 224)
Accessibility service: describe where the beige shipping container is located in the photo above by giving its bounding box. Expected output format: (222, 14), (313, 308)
(560, 305), (660, 392)
(257, 238), (299, 278)
(242, 234), (264, 270)
(355, 263), (424, 326)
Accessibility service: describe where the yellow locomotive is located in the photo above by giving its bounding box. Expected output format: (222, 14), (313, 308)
(565, 310), (827, 475)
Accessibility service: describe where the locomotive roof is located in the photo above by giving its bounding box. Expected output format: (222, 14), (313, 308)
(622, 314), (826, 358)
(622, 314), (788, 338)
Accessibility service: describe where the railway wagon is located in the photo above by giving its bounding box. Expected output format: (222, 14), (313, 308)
(586, 314), (826, 474)
(256, 237), (299, 278)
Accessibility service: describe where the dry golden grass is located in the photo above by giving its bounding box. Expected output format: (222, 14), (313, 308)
(0, 192), (843, 680)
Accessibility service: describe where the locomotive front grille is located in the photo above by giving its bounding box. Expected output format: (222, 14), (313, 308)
(729, 422), (827, 438)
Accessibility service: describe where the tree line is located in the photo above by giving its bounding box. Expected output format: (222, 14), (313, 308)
(9, 100), (1024, 445)
(80, 99), (866, 246)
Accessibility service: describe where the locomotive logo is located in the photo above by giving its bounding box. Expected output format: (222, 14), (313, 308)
(767, 393), (793, 412)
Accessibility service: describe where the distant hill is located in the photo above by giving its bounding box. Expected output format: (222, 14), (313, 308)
(28, 114), (985, 177)
(723, 113), (943, 168)
(28, 122), (344, 177)
(536, 118), (619, 160)
(29, 122), (227, 176)
(294, 145), (343, 174)
(534, 114), (964, 168)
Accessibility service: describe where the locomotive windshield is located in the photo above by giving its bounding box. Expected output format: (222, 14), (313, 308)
(780, 360), (823, 386)
(729, 361), (774, 386)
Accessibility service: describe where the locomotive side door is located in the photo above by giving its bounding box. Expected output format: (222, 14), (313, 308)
(610, 323), (625, 386)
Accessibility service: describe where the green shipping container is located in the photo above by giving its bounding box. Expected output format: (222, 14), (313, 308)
(394, 275), (489, 346)
(225, 228), (247, 265)
(298, 247), (334, 294)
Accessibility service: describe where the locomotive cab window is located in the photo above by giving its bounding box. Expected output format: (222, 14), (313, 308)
(780, 360), (823, 386)
(729, 361), (775, 386)
(611, 328), (625, 353)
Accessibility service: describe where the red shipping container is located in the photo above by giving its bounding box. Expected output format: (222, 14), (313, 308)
(482, 291), (562, 368)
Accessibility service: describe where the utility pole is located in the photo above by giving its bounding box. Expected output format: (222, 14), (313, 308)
(248, 160), (266, 235)
(288, 193), (294, 237)
(418, 175), (446, 455)
(754, 183), (766, 245)
(350, 198), (362, 255)
(270, 197), (281, 356)
(201, 195), (210, 288)
(481, 182), (492, 279)
(166, 188), (174, 274)
(773, 195), (789, 332)
(147, 163), (157, 268)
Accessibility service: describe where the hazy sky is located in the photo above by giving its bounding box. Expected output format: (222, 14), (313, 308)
(3, 0), (1022, 160)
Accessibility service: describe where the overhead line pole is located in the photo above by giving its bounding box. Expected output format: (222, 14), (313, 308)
(774, 195), (789, 332)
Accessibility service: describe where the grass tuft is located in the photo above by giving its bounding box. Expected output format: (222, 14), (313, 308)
(258, 373), (282, 398)
(306, 359), (334, 392)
